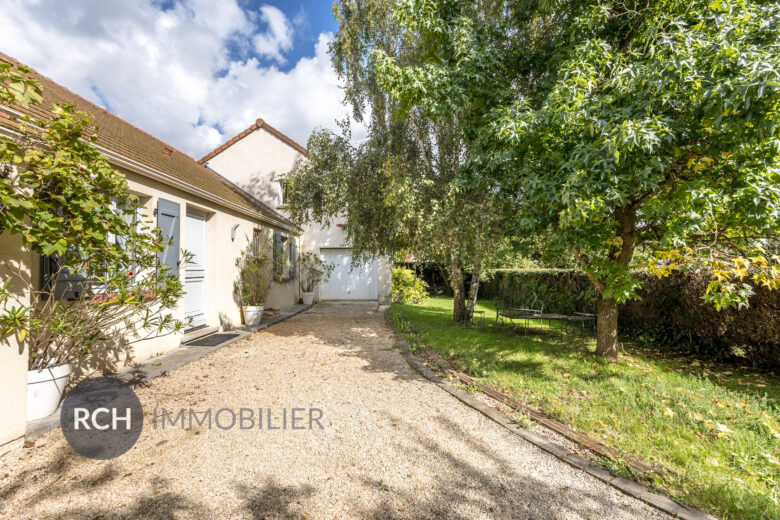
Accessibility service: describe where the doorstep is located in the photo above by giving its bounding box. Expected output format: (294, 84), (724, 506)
(24, 303), (313, 442)
(180, 325), (219, 344)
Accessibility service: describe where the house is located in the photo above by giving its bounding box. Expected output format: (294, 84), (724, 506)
(199, 119), (392, 304)
(0, 54), (300, 452)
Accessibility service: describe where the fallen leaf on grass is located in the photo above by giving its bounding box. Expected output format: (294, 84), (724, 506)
(664, 407), (675, 418)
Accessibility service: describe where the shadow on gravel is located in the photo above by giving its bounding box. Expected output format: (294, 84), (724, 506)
(262, 304), (423, 382)
(350, 411), (661, 520)
(236, 478), (316, 519)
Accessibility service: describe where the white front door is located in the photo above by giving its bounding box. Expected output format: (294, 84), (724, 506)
(321, 249), (378, 300)
(184, 211), (207, 329)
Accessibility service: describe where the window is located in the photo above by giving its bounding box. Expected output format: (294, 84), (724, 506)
(41, 198), (141, 299)
(272, 232), (287, 280)
(278, 180), (289, 206)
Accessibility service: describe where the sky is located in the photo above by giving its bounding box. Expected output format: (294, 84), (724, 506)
(0, 0), (359, 159)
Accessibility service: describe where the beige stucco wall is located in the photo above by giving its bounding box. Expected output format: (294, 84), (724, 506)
(122, 168), (298, 359)
(205, 127), (305, 208)
(0, 232), (31, 452)
(204, 126), (391, 304)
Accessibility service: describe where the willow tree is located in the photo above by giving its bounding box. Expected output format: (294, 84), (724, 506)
(372, 0), (780, 357)
(284, 0), (503, 321)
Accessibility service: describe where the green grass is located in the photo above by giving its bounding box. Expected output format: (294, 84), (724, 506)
(392, 297), (780, 520)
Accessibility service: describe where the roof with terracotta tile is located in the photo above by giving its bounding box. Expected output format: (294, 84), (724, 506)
(198, 117), (309, 164)
(0, 53), (293, 228)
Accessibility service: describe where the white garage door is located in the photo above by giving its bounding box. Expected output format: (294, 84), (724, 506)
(321, 249), (378, 300)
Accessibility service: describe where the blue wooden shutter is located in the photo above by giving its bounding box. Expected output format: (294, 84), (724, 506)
(157, 198), (180, 275)
(289, 241), (296, 279)
(273, 232), (282, 279)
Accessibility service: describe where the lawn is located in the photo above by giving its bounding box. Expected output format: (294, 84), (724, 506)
(391, 297), (780, 520)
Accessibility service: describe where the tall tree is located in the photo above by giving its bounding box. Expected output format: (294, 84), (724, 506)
(372, 0), (780, 357)
(284, 0), (503, 321)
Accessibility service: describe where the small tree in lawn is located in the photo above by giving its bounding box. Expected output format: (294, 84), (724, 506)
(371, 0), (780, 358)
(0, 62), (190, 372)
(298, 252), (334, 294)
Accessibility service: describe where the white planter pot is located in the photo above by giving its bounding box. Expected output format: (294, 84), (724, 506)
(243, 305), (265, 326)
(302, 292), (315, 305)
(27, 363), (71, 421)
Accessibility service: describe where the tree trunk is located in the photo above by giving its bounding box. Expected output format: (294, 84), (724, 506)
(450, 256), (467, 322)
(465, 256), (482, 321)
(572, 205), (639, 359)
(595, 297), (619, 358)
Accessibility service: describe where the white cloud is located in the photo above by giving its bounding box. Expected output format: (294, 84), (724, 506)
(252, 5), (294, 64)
(0, 0), (360, 159)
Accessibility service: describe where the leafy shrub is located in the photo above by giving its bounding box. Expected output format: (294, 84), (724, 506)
(298, 252), (335, 293)
(234, 241), (273, 306)
(392, 267), (429, 304)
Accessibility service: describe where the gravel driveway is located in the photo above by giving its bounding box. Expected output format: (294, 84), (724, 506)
(0, 302), (670, 519)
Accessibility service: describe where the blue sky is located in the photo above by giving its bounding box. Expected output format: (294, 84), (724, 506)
(0, 0), (357, 158)
(232, 0), (338, 68)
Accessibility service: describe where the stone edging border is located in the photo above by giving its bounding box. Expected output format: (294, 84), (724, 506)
(386, 311), (717, 520)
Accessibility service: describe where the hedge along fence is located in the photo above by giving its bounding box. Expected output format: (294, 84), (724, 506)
(481, 269), (780, 369)
(398, 264), (780, 369)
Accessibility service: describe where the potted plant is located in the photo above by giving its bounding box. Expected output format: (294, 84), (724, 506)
(298, 252), (334, 305)
(0, 254), (190, 421)
(234, 241), (273, 325)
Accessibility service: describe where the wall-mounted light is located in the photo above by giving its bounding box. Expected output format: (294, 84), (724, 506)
(231, 224), (239, 242)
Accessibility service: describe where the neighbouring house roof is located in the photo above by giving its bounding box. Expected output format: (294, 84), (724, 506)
(0, 53), (294, 230)
(198, 117), (308, 164)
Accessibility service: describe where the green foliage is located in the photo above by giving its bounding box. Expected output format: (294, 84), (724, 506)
(0, 76), (160, 267)
(392, 266), (429, 304)
(371, 0), (780, 355)
(234, 240), (273, 306)
(396, 297), (780, 520)
(0, 62), (42, 107)
(0, 62), (189, 364)
(480, 269), (595, 314)
(621, 271), (780, 369)
(298, 251), (335, 293)
(286, 1), (507, 322)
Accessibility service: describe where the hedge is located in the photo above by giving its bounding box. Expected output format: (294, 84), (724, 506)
(482, 269), (779, 369)
(398, 264), (780, 369)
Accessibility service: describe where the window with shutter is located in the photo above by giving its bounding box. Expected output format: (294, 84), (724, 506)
(41, 198), (141, 299)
